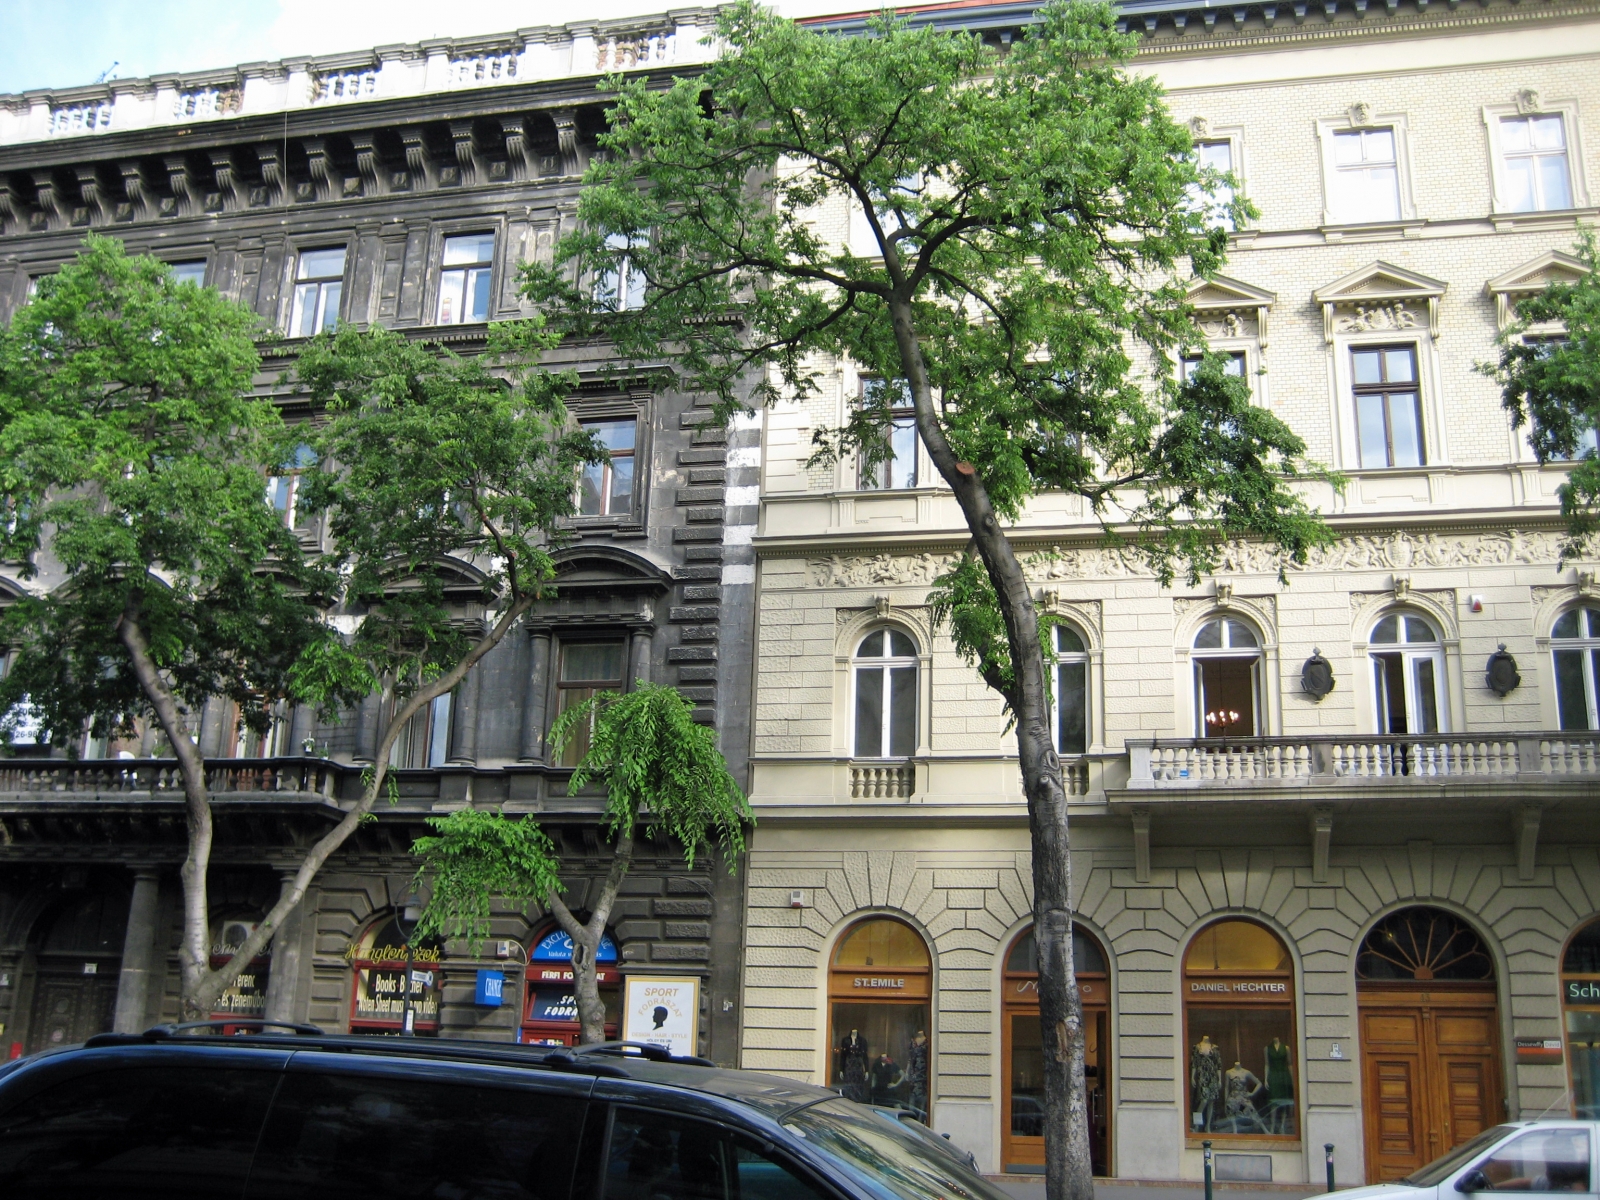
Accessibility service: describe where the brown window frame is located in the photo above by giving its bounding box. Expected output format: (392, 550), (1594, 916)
(1352, 343), (1424, 469)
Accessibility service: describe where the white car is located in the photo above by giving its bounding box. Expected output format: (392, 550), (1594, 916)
(1336, 1122), (1597, 1200)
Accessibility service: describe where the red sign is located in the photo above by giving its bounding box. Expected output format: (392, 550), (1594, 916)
(527, 966), (617, 985)
(1516, 1038), (1564, 1064)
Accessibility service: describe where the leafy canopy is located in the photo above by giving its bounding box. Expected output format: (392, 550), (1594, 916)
(0, 234), (337, 745)
(288, 321), (606, 708)
(549, 682), (753, 868)
(1483, 228), (1600, 559)
(411, 808), (563, 946)
(524, 0), (1333, 585)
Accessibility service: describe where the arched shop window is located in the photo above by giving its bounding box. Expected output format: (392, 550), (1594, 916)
(346, 914), (442, 1035)
(1192, 618), (1261, 738)
(1563, 919), (1600, 1117)
(209, 914), (270, 1025)
(1003, 926), (1111, 1176)
(1183, 919), (1297, 1139)
(521, 926), (621, 1047)
(829, 918), (932, 1119)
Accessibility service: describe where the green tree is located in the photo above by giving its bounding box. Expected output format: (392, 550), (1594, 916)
(0, 234), (357, 1019)
(522, 5), (1332, 1195)
(1483, 228), (1600, 558)
(412, 682), (751, 1045)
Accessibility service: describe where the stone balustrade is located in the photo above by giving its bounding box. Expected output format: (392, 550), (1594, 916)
(0, 756), (343, 799)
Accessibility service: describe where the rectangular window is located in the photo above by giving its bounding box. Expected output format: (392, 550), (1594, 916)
(1181, 352), (1246, 383)
(1501, 115), (1573, 212)
(1331, 128), (1400, 223)
(265, 442), (318, 528)
(1352, 345), (1423, 469)
(859, 378), (917, 490)
(436, 233), (495, 325)
(555, 641), (625, 767)
(169, 260), (207, 287)
(577, 419), (637, 517)
(388, 692), (453, 769)
(595, 233), (647, 312)
(1193, 140), (1236, 230)
(289, 247), (346, 337)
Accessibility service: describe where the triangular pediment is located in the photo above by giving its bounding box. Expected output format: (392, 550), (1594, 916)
(1187, 274), (1277, 311)
(1314, 261), (1448, 305)
(1485, 250), (1588, 298)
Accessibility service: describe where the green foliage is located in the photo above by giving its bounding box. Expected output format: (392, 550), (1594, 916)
(523, 0), (1332, 584)
(928, 554), (1058, 725)
(411, 808), (562, 946)
(0, 235), (349, 746)
(289, 321), (606, 707)
(1482, 228), (1600, 559)
(549, 682), (753, 870)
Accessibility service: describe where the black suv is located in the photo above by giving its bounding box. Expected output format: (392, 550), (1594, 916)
(0, 1022), (1008, 1200)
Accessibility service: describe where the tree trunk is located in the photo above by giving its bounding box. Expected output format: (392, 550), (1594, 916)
(142, 595), (534, 1021)
(549, 827), (635, 1045)
(883, 293), (1093, 1200)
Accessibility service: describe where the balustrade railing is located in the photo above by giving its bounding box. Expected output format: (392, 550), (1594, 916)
(850, 762), (915, 799)
(1129, 732), (1600, 788)
(0, 757), (343, 798)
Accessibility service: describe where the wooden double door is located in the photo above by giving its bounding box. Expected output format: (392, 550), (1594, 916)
(25, 968), (119, 1054)
(1359, 989), (1503, 1182)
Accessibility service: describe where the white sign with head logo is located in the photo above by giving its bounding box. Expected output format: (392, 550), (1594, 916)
(621, 976), (700, 1059)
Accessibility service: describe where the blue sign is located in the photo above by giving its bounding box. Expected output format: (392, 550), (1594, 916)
(475, 969), (505, 1007)
(530, 929), (618, 963)
(530, 988), (578, 1022)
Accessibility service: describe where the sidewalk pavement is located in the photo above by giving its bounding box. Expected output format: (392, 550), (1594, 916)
(989, 1179), (1325, 1200)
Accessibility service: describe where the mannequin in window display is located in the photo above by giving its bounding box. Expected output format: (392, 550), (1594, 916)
(1263, 1037), (1295, 1133)
(1190, 1034), (1223, 1131)
(838, 1029), (869, 1102)
(1223, 1061), (1266, 1133)
(870, 1051), (904, 1106)
(903, 1030), (929, 1120)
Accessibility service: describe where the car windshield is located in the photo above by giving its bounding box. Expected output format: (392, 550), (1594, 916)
(1401, 1125), (1515, 1187)
(783, 1098), (1012, 1200)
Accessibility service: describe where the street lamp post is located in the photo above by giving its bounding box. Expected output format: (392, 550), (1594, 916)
(396, 892), (424, 1037)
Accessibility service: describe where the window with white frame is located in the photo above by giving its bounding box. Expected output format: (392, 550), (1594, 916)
(1192, 618), (1261, 739)
(265, 442), (318, 527)
(169, 260), (208, 287)
(1330, 128), (1401, 223)
(858, 377), (918, 490)
(577, 418), (636, 517)
(1054, 623), (1089, 755)
(595, 233), (647, 312)
(1500, 114), (1574, 212)
(1553, 607), (1600, 731)
(436, 233), (495, 325)
(289, 247), (345, 336)
(1191, 140), (1236, 230)
(1369, 613), (1447, 734)
(1352, 345), (1424, 469)
(854, 629), (917, 759)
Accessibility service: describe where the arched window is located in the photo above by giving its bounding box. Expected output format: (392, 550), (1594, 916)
(1564, 918), (1600, 1117)
(1055, 623), (1089, 755)
(347, 914), (442, 1036)
(854, 629), (917, 759)
(828, 918), (931, 1118)
(1370, 613), (1447, 734)
(1192, 618), (1261, 738)
(1183, 919), (1296, 1138)
(1553, 607), (1600, 731)
(1356, 907), (1492, 982)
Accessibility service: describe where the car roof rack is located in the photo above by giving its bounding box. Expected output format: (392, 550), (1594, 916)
(568, 1040), (717, 1068)
(85, 1020), (326, 1047)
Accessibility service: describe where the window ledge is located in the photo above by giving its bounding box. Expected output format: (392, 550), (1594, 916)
(1321, 219), (1425, 243)
(1491, 205), (1600, 233)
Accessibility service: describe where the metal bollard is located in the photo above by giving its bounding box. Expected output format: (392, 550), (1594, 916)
(1326, 1143), (1336, 1193)
(1204, 1139), (1214, 1200)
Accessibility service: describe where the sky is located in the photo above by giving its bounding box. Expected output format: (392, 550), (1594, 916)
(0, 0), (868, 95)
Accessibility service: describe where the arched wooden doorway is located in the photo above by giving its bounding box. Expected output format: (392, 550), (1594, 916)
(24, 888), (128, 1053)
(1002, 926), (1110, 1176)
(1357, 907), (1502, 1182)
(828, 918), (932, 1119)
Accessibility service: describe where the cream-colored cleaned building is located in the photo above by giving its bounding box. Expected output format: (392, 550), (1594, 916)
(738, 0), (1600, 1185)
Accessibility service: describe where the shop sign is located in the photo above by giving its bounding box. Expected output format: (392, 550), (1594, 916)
(475, 970), (505, 1007)
(210, 971), (268, 1017)
(1567, 980), (1600, 1003)
(1516, 1038), (1564, 1064)
(531, 929), (618, 963)
(343, 942), (441, 965)
(353, 966), (439, 1024)
(527, 966), (617, 985)
(1188, 978), (1291, 999)
(1006, 978), (1101, 1003)
(622, 976), (700, 1058)
(530, 988), (579, 1022)
(852, 976), (907, 991)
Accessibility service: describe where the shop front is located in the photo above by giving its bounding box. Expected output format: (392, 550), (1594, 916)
(1562, 918), (1600, 1118)
(1001, 926), (1111, 1176)
(209, 916), (269, 1030)
(345, 914), (441, 1035)
(828, 918), (932, 1119)
(520, 926), (621, 1046)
